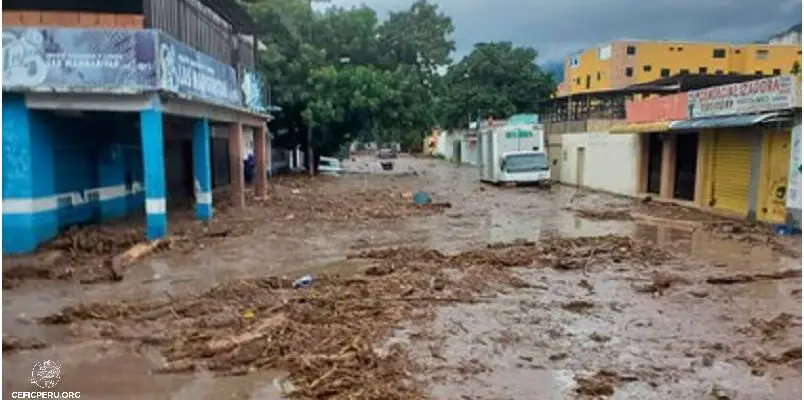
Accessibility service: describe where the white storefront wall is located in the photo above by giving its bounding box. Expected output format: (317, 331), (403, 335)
(558, 131), (639, 196)
(786, 116), (802, 227)
(461, 138), (479, 166)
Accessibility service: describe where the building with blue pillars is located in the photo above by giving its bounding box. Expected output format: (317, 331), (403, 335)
(2, 0), (271, 254)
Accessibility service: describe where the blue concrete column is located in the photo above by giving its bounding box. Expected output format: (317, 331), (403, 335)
(140, 107), (167, 240)
(98, 142), (127, 220)
(193, 118), (213, 220)
(2, 94), (57, 253)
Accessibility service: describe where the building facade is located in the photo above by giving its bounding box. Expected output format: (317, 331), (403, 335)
(614, 75), (801, 227)
(768, 24), (802, 45)
(558, 40), (802, 96)
(2, 0), (271, 254)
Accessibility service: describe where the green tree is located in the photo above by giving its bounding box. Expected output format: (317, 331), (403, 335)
(439, 42), (556, 129)
(245, 0), (453, 160)
(377, 0), (456, 72)
(792, 60), (801, 75)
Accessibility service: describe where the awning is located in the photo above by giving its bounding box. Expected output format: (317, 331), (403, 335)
(610, 121), (673, 134)
(669, 112), (792, 131)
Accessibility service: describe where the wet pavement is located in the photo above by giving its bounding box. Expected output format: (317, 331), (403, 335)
(3, 155), (801, 399)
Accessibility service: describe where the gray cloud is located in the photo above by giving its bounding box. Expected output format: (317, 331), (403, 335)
(325, 0), (802, 63)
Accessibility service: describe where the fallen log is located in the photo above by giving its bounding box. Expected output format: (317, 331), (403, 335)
(105, 239), (168, 281)
(705, 269), (801, 285)
(204, 313), (287, 354)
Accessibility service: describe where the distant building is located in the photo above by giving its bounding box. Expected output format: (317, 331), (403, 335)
(768, 23), (802, 45)
(558, 39), (802, 96)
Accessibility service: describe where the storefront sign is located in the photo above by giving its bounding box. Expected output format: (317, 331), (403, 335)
(787, 123), (802, 210)
(157, 33), (241, 108)
(688, 75), (797, 118)
(2, 27), (157, 91)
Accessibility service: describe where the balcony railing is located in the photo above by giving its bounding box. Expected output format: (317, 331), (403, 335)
(2, 25), (267, 114)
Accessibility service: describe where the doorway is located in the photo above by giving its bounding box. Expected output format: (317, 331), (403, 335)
(673, 132), (699, 201)
(646, 133), (662, 194)
(576, 147), (586, 186)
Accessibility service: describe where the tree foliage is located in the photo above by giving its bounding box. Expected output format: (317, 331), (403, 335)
(245, 0), (453, 155)
(244, 0), (554, 159)
(439, 42), (556, 129)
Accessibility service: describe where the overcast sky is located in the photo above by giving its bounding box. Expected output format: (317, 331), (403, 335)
(325, 0), (802, 63)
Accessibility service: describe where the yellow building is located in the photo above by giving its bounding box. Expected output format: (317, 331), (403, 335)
(557, 40), (802, 96)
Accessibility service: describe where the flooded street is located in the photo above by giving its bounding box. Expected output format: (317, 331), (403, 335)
(3, 156), (801, 399)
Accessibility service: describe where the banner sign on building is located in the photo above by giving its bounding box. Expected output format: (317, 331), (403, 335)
(688, 75), (797, 119)
(3, 27), (266, 112)
(157, 33), (241, 108)
(2, 28), (158, 91)
(240, 69), (267, 113)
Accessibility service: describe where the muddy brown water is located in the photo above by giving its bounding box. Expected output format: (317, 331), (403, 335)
(4, 156), (801, 399)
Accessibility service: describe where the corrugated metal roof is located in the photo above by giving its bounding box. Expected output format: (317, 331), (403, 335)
(669, 112), (791, 131)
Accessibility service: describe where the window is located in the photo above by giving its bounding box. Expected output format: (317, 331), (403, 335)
(734, 49), (741, 54)
(773, 68), (782, 75)
(677, 46), (684, 51)
(643, 65), (652, 72)
(660, 68), (671, 77)
(626, 45), (636, 55)
(698, 67), (708, 74)
(756, 49), (769, 60)
(586, 75), (591, 89)
(571, 56), (580, 68)
(596, 71), (601, 81)
(598, 45), (612, 60)
(625, 67), (634, 77)
(715, 69), (724, 75)
(755, 70), (764, 76)
(712, 48), (727, 58)
(575, 77), (581, 85)
(669, 47), (675, 52)
(679, 68), (690, 75)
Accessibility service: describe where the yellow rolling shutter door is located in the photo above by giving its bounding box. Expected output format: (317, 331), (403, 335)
(710, 130), (753, 216)
(758, 130), (792, 223)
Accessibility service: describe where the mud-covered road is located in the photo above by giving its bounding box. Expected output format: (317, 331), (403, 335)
(3, 156), (801, 399)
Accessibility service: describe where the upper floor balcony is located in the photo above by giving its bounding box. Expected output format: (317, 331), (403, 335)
(2, 0), (268, 114)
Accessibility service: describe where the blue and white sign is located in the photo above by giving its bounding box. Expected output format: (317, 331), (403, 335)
(3, 27), (268, 113)
(157, 33), (241, 108)
(241, 69), (267, 113)
(2, 28), (158, 91)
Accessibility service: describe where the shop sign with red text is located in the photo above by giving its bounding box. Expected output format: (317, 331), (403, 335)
(688, 75), (797, 118)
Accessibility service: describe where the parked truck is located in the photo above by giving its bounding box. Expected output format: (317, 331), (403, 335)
(478, 114), (550, 186)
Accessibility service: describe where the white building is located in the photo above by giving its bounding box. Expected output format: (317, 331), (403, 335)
(768, 24), (802, 45)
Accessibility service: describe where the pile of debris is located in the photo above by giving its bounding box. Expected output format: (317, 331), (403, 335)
(39, 235), (674, 399)
(634, 200), (720, 223)
(564, 207), (634, 221)
(702, 220), (800, 257)
(3, 176), (447, 288)
(258, 176), (447, 223)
